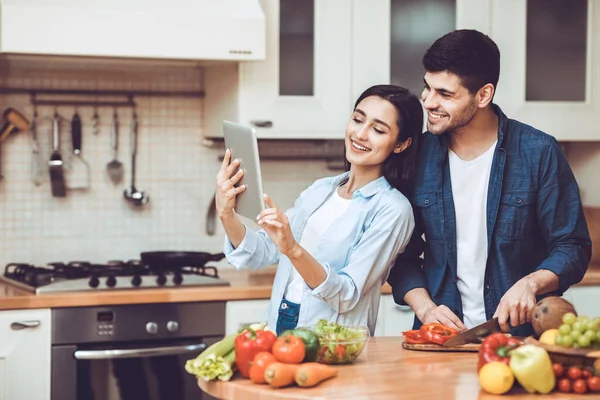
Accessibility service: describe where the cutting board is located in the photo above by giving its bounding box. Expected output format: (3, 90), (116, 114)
(402, 341), (480, 352)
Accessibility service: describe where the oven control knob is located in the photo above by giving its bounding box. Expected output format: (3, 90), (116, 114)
(106, 275), (117, 288)
(167, 321), (179, 332)
(131, 275), (142, 287)
(173, 273), (183, 286)
(146, 322), (158, 334)
(89, 276), (100, 288)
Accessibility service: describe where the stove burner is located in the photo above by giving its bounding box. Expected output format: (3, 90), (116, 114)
(2, 253), (229, 293)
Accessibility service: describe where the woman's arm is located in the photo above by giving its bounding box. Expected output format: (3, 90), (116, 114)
(258, 194), (415, 313)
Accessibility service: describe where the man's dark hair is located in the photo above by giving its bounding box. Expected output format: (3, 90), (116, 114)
(422, 29), (500, 94)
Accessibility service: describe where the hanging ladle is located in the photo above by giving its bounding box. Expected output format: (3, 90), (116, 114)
(123, 111), (149, 206)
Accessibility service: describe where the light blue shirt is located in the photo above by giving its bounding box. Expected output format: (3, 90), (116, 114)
(224, 172), (415, 335)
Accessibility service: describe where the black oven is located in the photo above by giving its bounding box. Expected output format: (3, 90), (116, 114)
(51, 302), (224, 400)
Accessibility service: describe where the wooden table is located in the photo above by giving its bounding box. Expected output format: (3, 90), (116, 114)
(197, 337), (600, 400)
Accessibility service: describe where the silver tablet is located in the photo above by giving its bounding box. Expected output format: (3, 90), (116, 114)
(222, 120), (265, 220)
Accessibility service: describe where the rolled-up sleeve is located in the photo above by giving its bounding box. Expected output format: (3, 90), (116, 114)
(310, 200), (415, 313)
(535, 139), (591, 293)
(223, 227), (280, 270)
(223, 184), (310, 270)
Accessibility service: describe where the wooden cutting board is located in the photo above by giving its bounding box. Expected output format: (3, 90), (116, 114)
(402, 341), (480, 352)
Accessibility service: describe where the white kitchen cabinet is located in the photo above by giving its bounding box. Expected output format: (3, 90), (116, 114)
(376, 294), (415, 337)
(205, 0), (352, 139)
(0, 309), (51, 400)
(486, 0), (600, 141)
(352, 0), (488, 102)
(563, 286), (600, 318)
(225, 299), (271, 334)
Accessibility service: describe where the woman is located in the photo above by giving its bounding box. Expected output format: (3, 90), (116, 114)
(216, 85), (423, 335)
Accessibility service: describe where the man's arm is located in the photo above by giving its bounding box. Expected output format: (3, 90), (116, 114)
(387, 220), (466, 331)
(494, 138), (591, 331)
(404, 288), (466, 331)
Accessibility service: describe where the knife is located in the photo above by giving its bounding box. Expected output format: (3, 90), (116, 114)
(443, 317), (503, 347)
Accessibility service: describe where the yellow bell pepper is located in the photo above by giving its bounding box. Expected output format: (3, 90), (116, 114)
(508, 344), (555, 394)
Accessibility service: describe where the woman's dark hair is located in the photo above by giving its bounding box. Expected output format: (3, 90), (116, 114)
(422, 29), (500, 95)
(344, 84), (423, 195)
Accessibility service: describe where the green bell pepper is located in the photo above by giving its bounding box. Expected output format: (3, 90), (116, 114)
(280, 328), (320, 362)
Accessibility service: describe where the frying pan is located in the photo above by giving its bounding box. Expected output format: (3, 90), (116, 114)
(140, 251), (225, 268)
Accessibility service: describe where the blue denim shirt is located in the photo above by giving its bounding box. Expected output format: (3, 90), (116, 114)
(387, 104), (591, 336)
(224, 172), (415, 335)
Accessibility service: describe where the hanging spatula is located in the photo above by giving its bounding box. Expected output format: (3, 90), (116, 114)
(48, 112), (66, 197)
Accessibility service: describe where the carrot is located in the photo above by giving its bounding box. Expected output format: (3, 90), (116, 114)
(264, 362), (300, 388)
(294, 362), (337, 388)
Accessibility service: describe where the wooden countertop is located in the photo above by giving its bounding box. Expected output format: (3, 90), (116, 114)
(1, 265), (600, 311)
(197, 336), (599, 400)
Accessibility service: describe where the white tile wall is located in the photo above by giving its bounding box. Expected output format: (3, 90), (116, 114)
(0, 58), (332, 269)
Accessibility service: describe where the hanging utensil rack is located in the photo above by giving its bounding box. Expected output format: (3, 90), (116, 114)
(0, 87), (205, 108)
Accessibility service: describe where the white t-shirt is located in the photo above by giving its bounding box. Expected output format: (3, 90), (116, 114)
(449, 142), (496, 328)
(283, 188), (352, 303)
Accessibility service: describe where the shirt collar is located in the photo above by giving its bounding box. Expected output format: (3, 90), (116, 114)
(331, 172), (391, 199)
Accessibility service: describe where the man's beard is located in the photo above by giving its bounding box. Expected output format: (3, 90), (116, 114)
(428, 101), (478, 136)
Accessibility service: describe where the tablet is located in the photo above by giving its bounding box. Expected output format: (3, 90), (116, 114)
(222, 120), (265, 220)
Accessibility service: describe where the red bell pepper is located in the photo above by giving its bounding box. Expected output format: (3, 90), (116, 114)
(402, 329), (430, 344)
(234, 329), (277, 378)
(419, 323), (458, 345)
(477, 332), (522, 371)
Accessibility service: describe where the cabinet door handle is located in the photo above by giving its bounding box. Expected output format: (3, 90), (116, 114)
(11, 320), (41, 330)
(250, 120), (273, 128)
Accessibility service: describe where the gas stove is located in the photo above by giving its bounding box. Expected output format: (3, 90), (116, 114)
(1, 253), (230, 294)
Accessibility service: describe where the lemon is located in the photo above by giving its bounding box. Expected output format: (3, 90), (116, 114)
(478, 361), (514, 395)
(539, 328), (559, 345)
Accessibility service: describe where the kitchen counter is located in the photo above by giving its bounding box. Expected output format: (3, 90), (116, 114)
(197, 336), (600, 400)
(1, 265), (600, 311)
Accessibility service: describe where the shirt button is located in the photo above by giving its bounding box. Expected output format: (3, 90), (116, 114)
(424, 199), (430, 205)
(281, 303), (288, 310)
(516, 198), (522, 204)
(485, 285), (490, 290)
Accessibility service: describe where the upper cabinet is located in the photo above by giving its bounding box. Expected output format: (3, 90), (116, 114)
(0, 0), (265, 61)
(206, 0), (599, 141)
(353, 0), (489, 101)
(488, 0), (600, 141)
(205, 0), (352, 139)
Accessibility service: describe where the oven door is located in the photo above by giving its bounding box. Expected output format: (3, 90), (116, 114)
(52, 337), (219, 400)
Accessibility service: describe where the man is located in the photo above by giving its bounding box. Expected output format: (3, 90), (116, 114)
(387, 29), (591, 336)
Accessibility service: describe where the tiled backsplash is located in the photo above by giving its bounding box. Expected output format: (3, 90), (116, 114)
(0, 58), (331, 269)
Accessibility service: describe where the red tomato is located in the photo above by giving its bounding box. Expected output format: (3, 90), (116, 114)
(272, 335), (305, 364)
(589, 376), (600, 392)
(573, 379), (588, 394)
(334, 344), (346, 360)
(567, 367), (583, 380)
(582, 369), (593, 378)
(249, 352), (277, 384)
(557, 378), (572, 393)
(552, 363), (564, 378)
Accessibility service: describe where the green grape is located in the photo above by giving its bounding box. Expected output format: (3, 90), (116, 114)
(584, 330), (596, 340)
(592, 318), (600, 331)
(571, 330), (582, 341)
(559, 324), (571, 335)
(581, 320), (592, 332)
(572, 321), (583, 332)
(579, 315), (591, 322)
(573, 342), (581, 349)
(555, 334), (564, 346)
(578, 335), (591, 348)
(561, 334), (574, 347)
(563, 312), (577, 325)
(596, 330), (600, 342)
